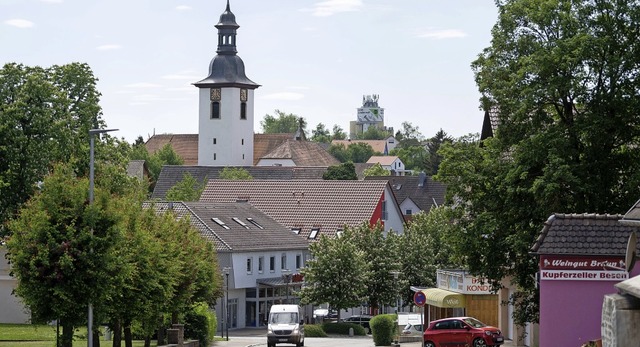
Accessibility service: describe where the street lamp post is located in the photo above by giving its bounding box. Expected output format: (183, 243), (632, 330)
(390, 270), (401, 347)
(282, 269), (292, 304)
(87, 128), (117, 347)
(222, 267), (231, 341)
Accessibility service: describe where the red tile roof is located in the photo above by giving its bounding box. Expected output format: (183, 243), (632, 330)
(259, 140), (340, 166)
(145, 134), (199, 165)
(199, 180), (391, 239)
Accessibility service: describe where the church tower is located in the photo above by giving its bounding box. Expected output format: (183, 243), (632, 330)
(194, 0), (259, 166)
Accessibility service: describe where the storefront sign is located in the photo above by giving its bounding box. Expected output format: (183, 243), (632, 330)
(540, 255), (628, 281)
(436, 270), (493, 294)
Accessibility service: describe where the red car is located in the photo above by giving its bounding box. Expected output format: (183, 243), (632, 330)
(423, 316), (504, 347)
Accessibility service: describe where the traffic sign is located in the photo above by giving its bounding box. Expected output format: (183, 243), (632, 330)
(414, 291), (426, 307)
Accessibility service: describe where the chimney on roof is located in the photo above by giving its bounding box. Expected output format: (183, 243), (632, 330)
(418, 172), (427, 187)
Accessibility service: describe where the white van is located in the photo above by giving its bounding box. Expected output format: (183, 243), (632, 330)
(267, 304), (305, 347)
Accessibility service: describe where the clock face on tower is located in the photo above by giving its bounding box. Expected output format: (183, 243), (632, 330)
(240, 88), (248, 102)
(210, 88), (221, 101)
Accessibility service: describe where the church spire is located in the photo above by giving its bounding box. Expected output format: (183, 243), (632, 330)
(215, 0), (239, 55)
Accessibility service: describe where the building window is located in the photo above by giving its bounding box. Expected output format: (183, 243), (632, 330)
(296, 254), (302, 269)
(291, 228), (301, 235)
(214, 153), (217, 160)
(258, 256), (264, 273)
(211, 102), (220, 119)
(382, 201), (388, 220)
(270, 256), (275, 272)
(246, 257), (252, 273)
(406, 209), (412, 215)
(241, 102), (247, 119)
(213, 138), (217, 145)
(281, 253), (287, 270)
(242, 139), (244, 145)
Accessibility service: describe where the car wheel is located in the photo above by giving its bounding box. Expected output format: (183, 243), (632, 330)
(473, 338), (488, 347)
(424, 341), (436, 347)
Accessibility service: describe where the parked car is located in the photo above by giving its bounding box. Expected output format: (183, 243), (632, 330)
(340, 315), (372, 331)
(402, 323), (423, 336)
(423, 317), (504, 347)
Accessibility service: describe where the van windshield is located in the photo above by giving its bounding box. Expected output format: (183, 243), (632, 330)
(270, 312), (299, 324)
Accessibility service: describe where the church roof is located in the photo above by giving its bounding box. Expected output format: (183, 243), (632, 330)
(332, 139), (388, 154)
(145, 134), (199, 165)
(259, 140), (340, 167)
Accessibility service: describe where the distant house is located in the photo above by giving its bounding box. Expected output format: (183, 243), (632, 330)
(331, 136), (398, 155)
(199, 179), (405, 238)
(148, 201), (310, 330)
(256, 139), (339, 167)
(480, 107), (500, 142)
(365, 173), (446, 220)
(126, 160), (150, 182)
(366, 155), (408, 176)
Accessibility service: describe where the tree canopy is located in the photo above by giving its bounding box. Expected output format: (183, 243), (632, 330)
(323, 162), (357, 180)
(219, 167), (253, 180)
(437, 0), (640, 325)
(260, 110), (306, 134)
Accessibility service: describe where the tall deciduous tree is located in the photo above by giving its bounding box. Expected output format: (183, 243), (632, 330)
(323, 162), (357, 180)
(332, 125), (347, 140)
(438, 0), (640, 325)
(311, 123), (332, 143)
(299, 230), (368, 318)
(0, 62), (104, 236)
(6, 163), (120, 347)
(165, 173), (205, 201)
(219, 167), (253, 180)
(260, 110), (306, 134)
(363, 163), (390, 177)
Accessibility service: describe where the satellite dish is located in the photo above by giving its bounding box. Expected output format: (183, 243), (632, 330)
(625, 231), (637, 273)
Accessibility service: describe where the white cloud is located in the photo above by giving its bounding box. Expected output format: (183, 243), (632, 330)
(311, 0), (363, 17)
(176, 5), (191, 11)
(96, 44), (122, 51)
(261, 92), (305, 101)
(124, 82), (163, 89)
(417, 29), (467, 40)
(5, 19), (34, 28)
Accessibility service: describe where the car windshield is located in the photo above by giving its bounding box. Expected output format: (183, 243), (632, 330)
(463, 317), (486, 328)
(270, 312), (298, 324)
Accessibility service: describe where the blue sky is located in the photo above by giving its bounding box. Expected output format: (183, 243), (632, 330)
(1, 0), (498, 143)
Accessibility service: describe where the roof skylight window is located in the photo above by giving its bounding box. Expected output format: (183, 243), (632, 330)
(246, 218), (264, 229)
(212, 217), (230, 230)
(232, 217), (249, 229)
(309, 228), (319, 239)
(291, 228), (301, 235)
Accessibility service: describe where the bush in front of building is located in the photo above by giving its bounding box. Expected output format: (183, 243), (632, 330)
(184, 302), (217, 346)
(303, 324), (328, 337)
(321, 322), (366, 336)
(370, 314), (396, 346)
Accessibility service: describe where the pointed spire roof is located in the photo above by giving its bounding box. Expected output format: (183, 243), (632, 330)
(194, 0), (259, 89)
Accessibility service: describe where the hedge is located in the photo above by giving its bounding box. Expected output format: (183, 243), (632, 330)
(370, 314), (397, 346)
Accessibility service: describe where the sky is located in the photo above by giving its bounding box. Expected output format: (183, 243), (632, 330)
(1, 0), (499, 143)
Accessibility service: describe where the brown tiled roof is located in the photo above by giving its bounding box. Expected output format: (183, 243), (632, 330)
(531, 213), (640, 256)
(253, 133), (293, 165)
(145, 133), (295, 166)
(260, 140), (340, 166)
(151, 165), (328, 199)
(480, 107), (500, 141)
(365, 174), (446, 211)
(332, 139), (387, 154)
(145, 201), (309, 253)
(622, 198), (640, 222)
(145, 134), (199, 165)
(199, 180), (392, 239)
(367, 156), (399, 166)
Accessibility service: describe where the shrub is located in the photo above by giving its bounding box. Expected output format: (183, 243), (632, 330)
(184, 302), (216, 346)
(370, 314), (396, 346)
(321, 322), (366, 336)
(304, 324), (328, 337)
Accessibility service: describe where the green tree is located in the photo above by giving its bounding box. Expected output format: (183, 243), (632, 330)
(437, 0), (640, 326)
(327, 144), (350, 163)
(348, 142), (376, 163)
(0, 62), (104, 236)
(129, 143), (183, 192)
(219, 167), (253, 180)
(323, 162), (357, 180)
(6, 163), (120, 347)
(423, 129), (453, 175)
(343, 222), (400, 313)
(311, 123), (332, 143)
(332, 125), (347, 140)
(395, 122), (424, 148)
(390, 146), (428, 172)
(363, 163), (390, 177)
(299, 231), (368, 318)
(356, 126), (388, 140)
(166, 173), (205, 201)
(260, 110), (305, 134)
